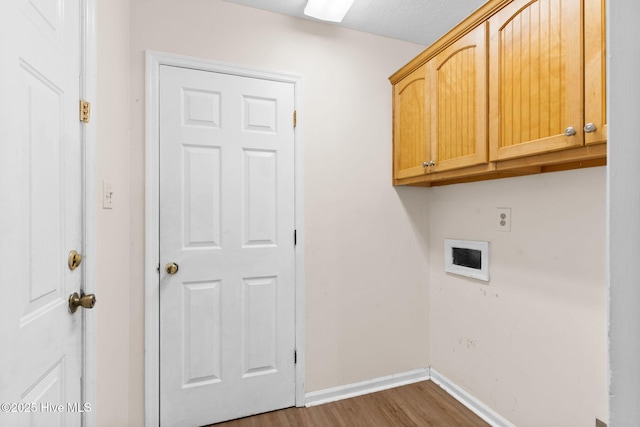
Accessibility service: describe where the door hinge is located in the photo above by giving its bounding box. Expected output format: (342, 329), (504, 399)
(294, 350), (297, 364)
(156, 264), (160, 274)
(293, 110), (297, 128)
(79, 99), (91, 123)
(294, 229), (297, 246)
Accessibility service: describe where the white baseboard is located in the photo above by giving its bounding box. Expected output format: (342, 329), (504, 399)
(304, 367), (431, 407)
(304, 366), (515, 427)
(430, 368), (516, 427)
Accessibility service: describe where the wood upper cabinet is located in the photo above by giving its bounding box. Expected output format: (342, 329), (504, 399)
(489, 0), (584, 161)
(392, 24), (488, 183)
(390, 0), (606, 186)
(429, 23), (488, 172)
(584, 0), (607, 145)
(393, 64), (429, 181)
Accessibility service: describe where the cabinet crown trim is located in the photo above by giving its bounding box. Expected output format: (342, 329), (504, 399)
(389, 0), (513, 84)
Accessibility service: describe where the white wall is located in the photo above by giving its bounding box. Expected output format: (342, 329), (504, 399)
(428, 168), (607, 427)
(127, 0), (430, 420)
(608, 2), (640, 426)
(96, 0), (131, 426)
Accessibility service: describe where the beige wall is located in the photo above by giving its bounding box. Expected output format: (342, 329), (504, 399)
(428, 168), (607, 427)
(95, 1), (608, 426)
(96, 0), (132, 426)
(126, 0), (429, 422)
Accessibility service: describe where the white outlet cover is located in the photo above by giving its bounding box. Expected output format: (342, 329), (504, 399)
(496, 207), (511, 232)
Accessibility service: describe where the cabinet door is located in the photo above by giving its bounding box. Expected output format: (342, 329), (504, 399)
(429, 23), (488, 172)
(393, 64), (430, 181)
(489, 0), (583, 161)
(584, 0), (606, 145)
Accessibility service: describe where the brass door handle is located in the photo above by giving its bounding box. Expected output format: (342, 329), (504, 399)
(165, 262), (179, 275)
(69, 292), (96, 313)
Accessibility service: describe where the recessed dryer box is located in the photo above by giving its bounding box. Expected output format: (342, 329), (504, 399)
(444, 239), (489, 282)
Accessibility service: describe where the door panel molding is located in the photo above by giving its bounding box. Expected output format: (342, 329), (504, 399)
(144, 50), (305, 427)
(0, 0), (96, 425)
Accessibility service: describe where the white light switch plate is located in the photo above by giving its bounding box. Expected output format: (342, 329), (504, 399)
(103, 180), (113, 209)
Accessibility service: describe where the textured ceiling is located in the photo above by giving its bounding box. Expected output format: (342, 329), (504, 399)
(222, 0), (487, 46)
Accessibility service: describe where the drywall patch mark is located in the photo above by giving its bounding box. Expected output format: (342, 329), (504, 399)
(479, 288), (499, 298)
(458, 337), (477, 349)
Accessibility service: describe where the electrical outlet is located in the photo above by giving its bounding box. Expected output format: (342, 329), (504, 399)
(103, 180), (113, 209)
(496, 207), (511, 232)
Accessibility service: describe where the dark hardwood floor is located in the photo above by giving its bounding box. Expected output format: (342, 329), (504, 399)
(210, 380), (490, 426)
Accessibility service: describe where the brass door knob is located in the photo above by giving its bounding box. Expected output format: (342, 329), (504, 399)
(165, 262), (179, 275)
(69, 292), (97, 313)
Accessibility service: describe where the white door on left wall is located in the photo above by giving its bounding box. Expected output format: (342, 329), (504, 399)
(0, 1), (88, 426)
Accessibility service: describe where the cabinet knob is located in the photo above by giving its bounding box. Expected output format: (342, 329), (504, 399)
(422, 161), (429, 168)
(564, 127), (577, 137)
(584, 122), (597, 133)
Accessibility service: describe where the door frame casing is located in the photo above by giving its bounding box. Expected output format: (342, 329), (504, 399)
(81, 0), (97, 425)
(144, 50), (305, 427)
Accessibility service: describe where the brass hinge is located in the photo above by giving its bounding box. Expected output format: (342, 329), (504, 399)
(79, 99), (91, 123)
(293, 110), (297, 128)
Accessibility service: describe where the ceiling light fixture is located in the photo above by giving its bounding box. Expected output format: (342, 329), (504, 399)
(304, 0), (356, 23)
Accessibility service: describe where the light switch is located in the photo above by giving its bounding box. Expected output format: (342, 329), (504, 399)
(103, 181), (113, 209)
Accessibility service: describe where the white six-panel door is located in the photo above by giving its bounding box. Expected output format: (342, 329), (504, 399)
(159, 65), (296, 426)
(0, 0), (85, 426)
